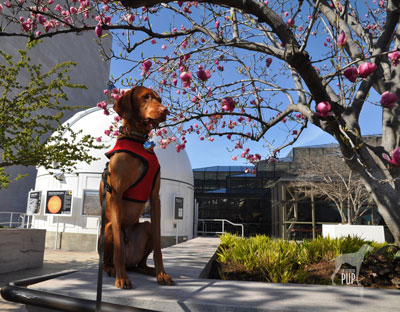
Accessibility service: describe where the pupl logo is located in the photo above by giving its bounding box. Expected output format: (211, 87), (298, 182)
(331, 244), (372, 286)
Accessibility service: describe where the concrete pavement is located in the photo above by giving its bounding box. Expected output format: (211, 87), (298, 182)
(0, 249), (99, 311)
(1, 237), (400, 312)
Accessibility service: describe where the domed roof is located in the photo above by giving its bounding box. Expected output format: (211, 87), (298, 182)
(37, 107), (193, 186)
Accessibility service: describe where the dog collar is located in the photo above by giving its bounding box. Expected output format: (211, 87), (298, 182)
(119, 126), (149, 141)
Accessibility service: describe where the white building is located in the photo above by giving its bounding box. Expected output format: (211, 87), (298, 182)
(30, 107), (194, 251)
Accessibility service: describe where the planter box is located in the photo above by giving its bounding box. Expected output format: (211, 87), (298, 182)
(0, 228), (46, 274)
(322, 224), (385, 243)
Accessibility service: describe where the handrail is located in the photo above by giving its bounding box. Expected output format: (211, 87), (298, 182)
(1, 270), (152, 312)
(0, 212), (31, 228)
(198, 218), (244, 237)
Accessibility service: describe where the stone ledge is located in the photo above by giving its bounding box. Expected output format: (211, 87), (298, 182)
(0, 229), (46, 274)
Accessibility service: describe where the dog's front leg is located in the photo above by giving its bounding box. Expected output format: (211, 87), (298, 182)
(110, 193), (132, 289)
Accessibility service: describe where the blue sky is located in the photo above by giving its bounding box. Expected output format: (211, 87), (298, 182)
(109, 48), (383, 169)
(108, 4), (383, 170)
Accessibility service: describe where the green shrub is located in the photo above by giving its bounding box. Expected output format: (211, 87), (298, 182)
(217, 233), (388, 284)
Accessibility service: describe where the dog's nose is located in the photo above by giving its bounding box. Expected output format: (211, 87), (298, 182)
(160, 106), (170, 115)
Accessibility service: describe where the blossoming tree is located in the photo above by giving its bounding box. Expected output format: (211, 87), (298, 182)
(1, 0), (400, 245)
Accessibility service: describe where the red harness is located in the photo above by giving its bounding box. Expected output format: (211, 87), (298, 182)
(105, 137), (160, 203)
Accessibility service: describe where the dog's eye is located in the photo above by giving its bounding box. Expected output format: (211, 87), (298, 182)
(143, 94), (150, 100)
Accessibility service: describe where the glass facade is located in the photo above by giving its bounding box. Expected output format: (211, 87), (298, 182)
(193, 137), (384, 240)
(194, 166), (279, 237)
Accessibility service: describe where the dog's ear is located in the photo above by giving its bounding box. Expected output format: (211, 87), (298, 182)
(113, 88), (135, 119)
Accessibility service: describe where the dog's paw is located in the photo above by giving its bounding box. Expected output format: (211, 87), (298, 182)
(157, 273), (175, 286)
(115, 277), (133, 289)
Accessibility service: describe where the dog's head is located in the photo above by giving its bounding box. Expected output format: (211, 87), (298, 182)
(114, 86), (169, 130)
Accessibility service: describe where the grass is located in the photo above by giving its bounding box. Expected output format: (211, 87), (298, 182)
(216, 233), (392, 284)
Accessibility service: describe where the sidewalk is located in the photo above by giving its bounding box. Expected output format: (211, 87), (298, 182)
(2, 237), (399, 312)
(2, 237), (400, 312)
(0, 249), (99, 311)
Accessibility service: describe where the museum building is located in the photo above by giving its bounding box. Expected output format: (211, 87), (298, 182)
(194, 135), (386, 240)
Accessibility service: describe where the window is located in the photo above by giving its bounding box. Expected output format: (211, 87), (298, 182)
(82, 190), (100, 216)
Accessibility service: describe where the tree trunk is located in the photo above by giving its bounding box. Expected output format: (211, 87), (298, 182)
(344, 146), (400, 246)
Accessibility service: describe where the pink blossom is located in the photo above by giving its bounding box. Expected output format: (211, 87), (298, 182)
(380, 91), (398, 108)
(55, 4), (62, 11)
(388, 51), (400, 66)
(21, 21), (32, 32)
(196, 66), (211, 81)
(215, 20), (220, 29)
(221, 97), (236, 113)
(44, 21), (54, 32)
(96, 101), (107, 109)
(0, 4), (3, 11)
(286, 18), (295, 28)
(104, 129), (111, 136)
(96, 137), (102, 142)
(125, 14), (135, 24)
(343, 67), (358, 82)
(358, 62), (377, 78)
(383, 147), (400, 167)
(142, 59), (152, 73)
(37, 14), (47, 25)
(180, 71), (192, 88)
(95, 24), (102, 37)
(338, 30), (347, 47)
(315, 101), (333, 117)
(266, 57), (272, 67)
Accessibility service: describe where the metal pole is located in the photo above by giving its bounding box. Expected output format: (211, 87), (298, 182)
(311, 189), (316, 239)
(55, 216), (59, 249)
(9, 212), (13, 227)
(176, 222), (179, 245)
(96, 218), (100, 253)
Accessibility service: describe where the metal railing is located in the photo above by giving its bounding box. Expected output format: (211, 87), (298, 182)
(197, 218), (244, 237)
(0, 212), (32, 228)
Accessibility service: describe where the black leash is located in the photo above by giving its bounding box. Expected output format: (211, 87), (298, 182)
(96, 166), (109, 311)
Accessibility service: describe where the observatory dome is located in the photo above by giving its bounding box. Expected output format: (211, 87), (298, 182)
(36, 106), (193, 185)
(33, 106), (194, 251)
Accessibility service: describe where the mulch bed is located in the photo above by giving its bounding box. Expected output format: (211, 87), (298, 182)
(211, 255), (400, 289)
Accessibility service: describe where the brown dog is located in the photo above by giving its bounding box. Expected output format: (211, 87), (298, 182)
(99, 86), (174, 289)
